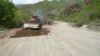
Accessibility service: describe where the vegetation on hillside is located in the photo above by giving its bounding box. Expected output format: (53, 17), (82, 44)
(62, 0), (100, 26)
(0, 0), (100, 29)
(17, 0), (100, 27)
(0, 0), (16, 28)
(0, 0), (30, 28)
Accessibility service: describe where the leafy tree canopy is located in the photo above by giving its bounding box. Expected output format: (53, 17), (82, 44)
(0, 0), (16, 28)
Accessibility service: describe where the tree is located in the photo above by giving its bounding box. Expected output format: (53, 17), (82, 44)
(0, 0), (16, 28)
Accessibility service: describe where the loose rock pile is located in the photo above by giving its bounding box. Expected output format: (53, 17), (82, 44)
(11, 28), (50, 38)
(0, 30), (8, 39)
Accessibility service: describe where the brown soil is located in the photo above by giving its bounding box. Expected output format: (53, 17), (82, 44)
(11, 28), (49, 38)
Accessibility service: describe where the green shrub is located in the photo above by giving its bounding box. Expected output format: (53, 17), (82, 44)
(0, 0), (16, 28)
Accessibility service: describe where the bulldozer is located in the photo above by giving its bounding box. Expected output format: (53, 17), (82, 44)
(23, 15), (42, 30)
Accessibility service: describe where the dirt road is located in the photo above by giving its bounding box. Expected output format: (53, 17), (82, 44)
(0, 22), (100, 56)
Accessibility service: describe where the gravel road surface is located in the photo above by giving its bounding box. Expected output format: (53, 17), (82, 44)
(0, 22), (100, 56)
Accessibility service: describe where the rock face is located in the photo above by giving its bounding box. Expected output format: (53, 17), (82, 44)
(85, 0), (92, 4)
(61, 3), (81, 16)
(61, 0), (92, 16)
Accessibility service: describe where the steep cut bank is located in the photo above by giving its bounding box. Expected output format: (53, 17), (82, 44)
(60, 0), (100, 30)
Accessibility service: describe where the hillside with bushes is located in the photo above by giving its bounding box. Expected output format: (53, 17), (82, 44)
(0, 0), (100, 30)
(61, 0), (100, 27)
(0, 0), (30, 29)
(17, 0), (100, 28)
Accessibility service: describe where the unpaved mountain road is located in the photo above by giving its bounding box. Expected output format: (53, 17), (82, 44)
(0, 22), (100, 56)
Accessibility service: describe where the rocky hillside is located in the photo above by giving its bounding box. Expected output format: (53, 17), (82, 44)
(60, 0), (100, 30)
(16, 0), (100, 30)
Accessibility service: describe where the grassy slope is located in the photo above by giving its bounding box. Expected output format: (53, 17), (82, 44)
(16, 0), (100, 27)
(64, 0), (100, 26)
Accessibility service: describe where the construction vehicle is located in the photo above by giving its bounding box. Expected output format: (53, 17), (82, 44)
(23, 15), (42, 30)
